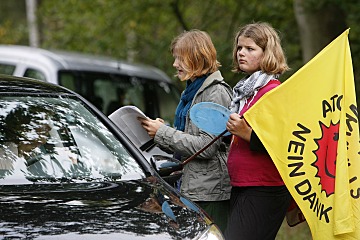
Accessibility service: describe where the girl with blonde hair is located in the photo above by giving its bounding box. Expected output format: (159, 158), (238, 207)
(225, 22), (291, 239)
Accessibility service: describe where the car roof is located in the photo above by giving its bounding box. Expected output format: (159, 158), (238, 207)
(0, 44), (172, 83)
(0, 74), (73, 95)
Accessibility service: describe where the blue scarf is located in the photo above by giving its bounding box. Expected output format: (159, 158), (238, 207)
(174, 75), (207, 131)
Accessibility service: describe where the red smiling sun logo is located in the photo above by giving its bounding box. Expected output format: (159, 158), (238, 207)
(312, 121), (339, 197)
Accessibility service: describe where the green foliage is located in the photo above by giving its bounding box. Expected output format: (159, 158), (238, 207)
(2, 0), (360, 106)
(2, 0), (360, 92)
(276, 220), (312, 239)
(0, 20), (28, 45)
(35, 0), (301, 88)
(2, 0), (360, 102)
(0, 0), (28, 45)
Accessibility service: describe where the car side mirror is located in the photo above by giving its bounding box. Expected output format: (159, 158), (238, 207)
(150, 155), (183, 185)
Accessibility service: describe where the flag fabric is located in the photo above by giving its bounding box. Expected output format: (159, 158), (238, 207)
(244, 29), (360, 239)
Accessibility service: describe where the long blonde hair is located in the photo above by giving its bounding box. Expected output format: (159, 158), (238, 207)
(171, 29), (221, 80)
(232, 22), (289, 75)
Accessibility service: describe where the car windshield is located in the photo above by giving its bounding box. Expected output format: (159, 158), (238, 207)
(0, 96), (146, 183)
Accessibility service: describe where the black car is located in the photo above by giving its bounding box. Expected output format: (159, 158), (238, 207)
(0, 75), (224, 239)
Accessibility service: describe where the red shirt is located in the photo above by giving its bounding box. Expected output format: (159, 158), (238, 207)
(227, 80), (285, 187)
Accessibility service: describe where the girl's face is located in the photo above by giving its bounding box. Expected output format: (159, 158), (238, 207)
(236, 36), (264, 74)
(173, 55), (188, 81)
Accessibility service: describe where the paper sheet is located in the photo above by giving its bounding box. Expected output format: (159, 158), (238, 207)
(108, 106), (172, 160)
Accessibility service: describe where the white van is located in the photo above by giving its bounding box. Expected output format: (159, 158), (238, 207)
(0, 45), (180, 123)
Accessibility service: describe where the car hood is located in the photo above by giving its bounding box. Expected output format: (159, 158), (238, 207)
(0, 176), (210, 239)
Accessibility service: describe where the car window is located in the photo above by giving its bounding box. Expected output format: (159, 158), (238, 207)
(156, 81), (181, 125)
(0, 63), (16, 75)
(93, 77), (145, 115)
(58, 71), (180, 124)
(24, 68), (46, 81)
(0, 96), (145, 182)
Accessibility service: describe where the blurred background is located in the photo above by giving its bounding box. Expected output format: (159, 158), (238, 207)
(1, 1), (359, 238)
(1, 0), (359, 92)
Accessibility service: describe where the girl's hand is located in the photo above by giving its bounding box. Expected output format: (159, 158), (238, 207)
(156, 118), (165, 123)
(138, 117), (164, 138)
(226, 113), (252, 142)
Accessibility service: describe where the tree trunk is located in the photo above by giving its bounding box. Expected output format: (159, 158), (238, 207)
(26, 0), (39, 47)
(293, 0), (347, 63)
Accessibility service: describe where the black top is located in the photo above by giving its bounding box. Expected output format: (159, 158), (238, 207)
(250, 131), (266, 152)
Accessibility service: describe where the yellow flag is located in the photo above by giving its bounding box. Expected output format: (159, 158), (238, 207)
(244, 29), (360, 239)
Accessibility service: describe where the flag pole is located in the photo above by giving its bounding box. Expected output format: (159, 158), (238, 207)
(182, 129), (228, 166)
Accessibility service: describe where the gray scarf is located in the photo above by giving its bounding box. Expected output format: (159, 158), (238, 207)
(230, 71), (278, 114)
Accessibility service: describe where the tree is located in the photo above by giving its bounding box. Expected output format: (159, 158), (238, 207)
(294, 0), (347, 62)
(1, 0), (359, 102)
(294, 0), (360, 107)
(0, 0), (28, 44)
(26, 0), (40, 47)
(35, 0), (300, 86)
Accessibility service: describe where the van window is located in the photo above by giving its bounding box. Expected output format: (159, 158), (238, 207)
(0, 64), (16, 75)
(24, 68), (46, 81)
(156, 81), (180, 123)
(58, 70), (180, 125)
